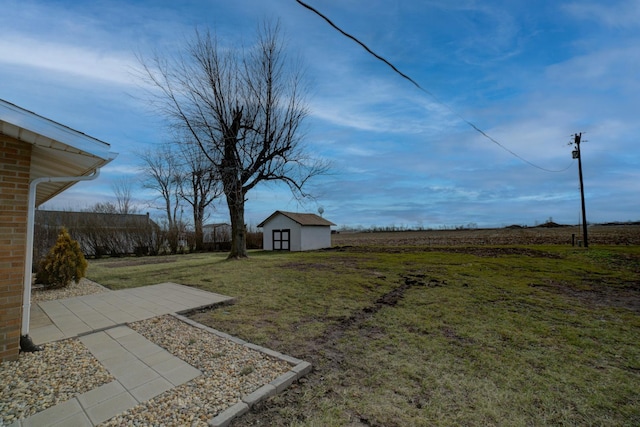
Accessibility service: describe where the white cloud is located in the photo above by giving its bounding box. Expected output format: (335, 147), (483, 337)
(564, 1), (640, 29)
(310, 78), (456, 136)
(544, 44), (640, 93)
(0, 34), (140, 86)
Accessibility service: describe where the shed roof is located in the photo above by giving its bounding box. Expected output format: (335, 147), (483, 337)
(0, 99), (117, 206)
(258, 210), (336, 227)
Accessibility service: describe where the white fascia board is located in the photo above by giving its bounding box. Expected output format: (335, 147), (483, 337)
(0, 98), (116, 161)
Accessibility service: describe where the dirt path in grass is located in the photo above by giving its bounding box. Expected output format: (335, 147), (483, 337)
(228, 274), (442, 427)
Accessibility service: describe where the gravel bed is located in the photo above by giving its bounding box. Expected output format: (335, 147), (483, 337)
(31, 277), (109, 302)
(102, 315), (292, 426)
(0, 338), (114, 425)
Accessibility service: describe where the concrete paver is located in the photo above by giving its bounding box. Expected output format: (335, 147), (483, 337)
(77, 381), (127, 409)
(50, 411), (93, 427)
(160, 363), (202, 386)
(129, 377), (173, 403)
(31, 282), (232, 344)
(140, 348), (175, 366)
(22, 398), (86, 427)
(83, 390), (138, 425)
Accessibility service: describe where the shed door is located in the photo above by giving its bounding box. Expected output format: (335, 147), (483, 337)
(273, 229), (290, 251)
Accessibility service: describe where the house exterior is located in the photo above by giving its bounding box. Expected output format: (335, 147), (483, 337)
(258, 211), (335, 252)
(0, 99), (116, 361)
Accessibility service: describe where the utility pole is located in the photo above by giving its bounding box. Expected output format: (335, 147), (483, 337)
(572, 133), (588, 248)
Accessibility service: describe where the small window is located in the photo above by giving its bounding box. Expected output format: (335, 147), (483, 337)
(273, 229), (290, 251)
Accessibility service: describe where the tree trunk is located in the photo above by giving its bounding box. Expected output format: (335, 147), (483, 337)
(226, 187), (247, 259)
(168, 225), (179, 254)
(194, 219), (204, 251)
(223, 108), (246, 259)
(193, 203), (204, 251)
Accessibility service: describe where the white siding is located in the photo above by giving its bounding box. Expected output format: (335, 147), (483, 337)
(300, 225), (331, 251)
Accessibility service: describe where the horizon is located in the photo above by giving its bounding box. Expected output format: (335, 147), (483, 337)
(33, 205), (639, 233)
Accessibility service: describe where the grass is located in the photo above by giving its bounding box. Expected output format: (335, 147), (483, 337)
(87, 245), (640, 426)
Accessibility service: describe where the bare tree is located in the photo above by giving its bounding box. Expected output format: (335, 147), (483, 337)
(176, 139), (223, 251)
(112, 177), (137, 214)
(140, 22), (327, 258)
(138, 145), (183, 253)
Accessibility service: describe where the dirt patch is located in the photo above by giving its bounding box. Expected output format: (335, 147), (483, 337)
(441, 326), (476, 345)
(430, 246), (561, 258)
(279, 261), (336, 271)
(101, 257), (177, 268)
(334, 245), (561, 258)
(332, 224), (640, 246)
(531, 279), (640, 313)
(230, 274), (445, 426)
(279, 257), (367, 272)
(317, 279), (414, 354)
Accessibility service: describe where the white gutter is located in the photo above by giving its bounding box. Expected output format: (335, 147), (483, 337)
(21, 170), (101, 337)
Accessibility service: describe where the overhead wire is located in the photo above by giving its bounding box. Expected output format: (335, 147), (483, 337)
(294, 0), (574, 173)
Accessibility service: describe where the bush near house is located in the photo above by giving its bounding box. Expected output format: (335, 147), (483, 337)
(36, 228), (88, 289)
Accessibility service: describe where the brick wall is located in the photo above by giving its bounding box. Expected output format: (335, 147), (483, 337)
(0, 135), (31, 362)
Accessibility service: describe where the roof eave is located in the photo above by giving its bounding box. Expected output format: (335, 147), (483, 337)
(0, 99), (118, 205)
(0, 99), (115, 159)
(258, 210), (336, 227)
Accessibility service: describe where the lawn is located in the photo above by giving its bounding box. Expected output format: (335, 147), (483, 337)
(87, 243), (640, 426)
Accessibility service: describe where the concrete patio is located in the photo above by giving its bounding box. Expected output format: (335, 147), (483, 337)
(29, 282), (233, 344)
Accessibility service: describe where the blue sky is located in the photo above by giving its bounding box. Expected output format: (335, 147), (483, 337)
(1, 0), (638, 229)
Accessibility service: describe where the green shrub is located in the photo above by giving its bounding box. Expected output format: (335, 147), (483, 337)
(36, 227), (88, 289)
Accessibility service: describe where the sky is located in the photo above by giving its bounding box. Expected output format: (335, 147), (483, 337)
(1, 0), (638, 230)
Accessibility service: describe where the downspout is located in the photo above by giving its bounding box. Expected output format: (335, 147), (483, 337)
(20, 169), (101, 352)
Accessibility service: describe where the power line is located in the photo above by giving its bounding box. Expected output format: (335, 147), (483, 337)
(295, 0), (573, 173)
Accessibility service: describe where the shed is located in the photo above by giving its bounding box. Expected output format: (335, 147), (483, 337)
(0, 99), (117, 361)
(258, 211), (335, 251)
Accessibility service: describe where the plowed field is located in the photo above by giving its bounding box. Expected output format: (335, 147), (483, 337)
(332, 223), (640, 247)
